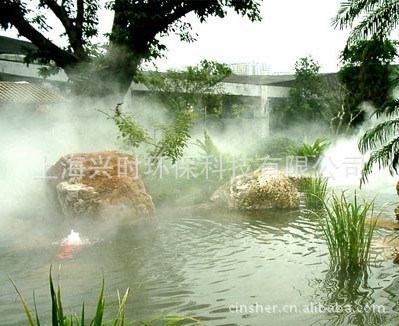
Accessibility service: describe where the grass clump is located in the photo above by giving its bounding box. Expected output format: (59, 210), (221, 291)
(9, 266), (199, 326)
(319, 192), (378, 270)
(299, 176), (328, 209)
(9, 266), (129, 326)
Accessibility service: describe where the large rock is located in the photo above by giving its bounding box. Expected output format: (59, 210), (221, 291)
(47, 151), (155, 219)
(210, 168), (300, 210)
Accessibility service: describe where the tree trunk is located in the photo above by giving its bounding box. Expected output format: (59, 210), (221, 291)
(66, 58), (139, 104)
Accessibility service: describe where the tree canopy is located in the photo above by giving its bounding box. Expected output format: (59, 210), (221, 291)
(1, 0), (261, 97)
(271, 56), (344, 132)
(138, 60), (232, 118)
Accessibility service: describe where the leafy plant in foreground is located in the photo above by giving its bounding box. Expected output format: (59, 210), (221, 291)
(9, 266), (129, 326)
(317, 192), (378, 270)
(9, 267), (200, 325)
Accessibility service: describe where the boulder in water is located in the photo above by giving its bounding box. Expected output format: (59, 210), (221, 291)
(47, 151), (155, 220)
(210, 168), (300, 210)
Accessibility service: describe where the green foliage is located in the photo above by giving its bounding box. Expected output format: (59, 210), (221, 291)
(340, 38), (398, 66)
(1, 1), (259, 94)
(9, 266), (129, 326)
(359, 117), (399, 184)
(9, 267), (198, 326)
(272, 56), (344, 131)
(317, 192), (378, 270)
(338, 38), (399, 128)
(107, 60), (232, 163)
(113, 112), (150, 149)
(333, 0), (399, 43)
(299, 176), (328, 209)
(286, 137), (330, 164)
(253, 137), (298, 158)
(105, 109), (192, 164)
(333, 2), (399, 183)
(137, 60), (232, 118)
(194, 129), (220, 157)
(287, 56), (325, 122)
(150, 111), (193, 164)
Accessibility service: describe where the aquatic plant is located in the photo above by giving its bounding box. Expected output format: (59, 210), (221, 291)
(9, 267), (198, 325)
(298, 176), (328, 209)
(318, 192), (378, 270)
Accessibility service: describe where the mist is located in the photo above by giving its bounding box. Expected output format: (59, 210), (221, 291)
(0, 98), (119, 241)
(2, 91), (397, 231)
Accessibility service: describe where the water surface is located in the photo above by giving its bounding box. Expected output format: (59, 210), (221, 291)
(1, 200), (399, 325)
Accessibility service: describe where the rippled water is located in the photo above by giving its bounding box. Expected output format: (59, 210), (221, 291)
(1, 199), (399, 325)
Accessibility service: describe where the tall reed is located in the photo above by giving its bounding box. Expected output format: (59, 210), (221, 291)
(320, 192), (378, 270)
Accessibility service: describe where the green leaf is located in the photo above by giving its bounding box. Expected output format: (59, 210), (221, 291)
(8, 274), (35, 326)
(33, 291), (41, 326)
(49, 266), (59, 326)
(90, 278), (105, 326)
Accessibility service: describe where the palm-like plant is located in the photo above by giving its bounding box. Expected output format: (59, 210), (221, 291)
(333, 1), (399, 184)
(333, 0), (399, 43)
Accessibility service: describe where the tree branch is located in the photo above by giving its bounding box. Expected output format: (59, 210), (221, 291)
(3, 0), (79, 68)
(41, 0), (87, 59)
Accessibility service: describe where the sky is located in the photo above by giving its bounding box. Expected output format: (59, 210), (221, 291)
(154, 0), (350, 73)
(3, 0), (350, 74)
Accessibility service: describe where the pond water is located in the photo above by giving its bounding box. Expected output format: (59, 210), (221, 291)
(1, 194), (399, 325)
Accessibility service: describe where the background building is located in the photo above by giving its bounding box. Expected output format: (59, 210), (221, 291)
(227, 62), (271, 76)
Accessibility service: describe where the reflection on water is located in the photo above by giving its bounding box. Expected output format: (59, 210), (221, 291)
(311, 266), (388, 325)
(0, 206), (398, 325)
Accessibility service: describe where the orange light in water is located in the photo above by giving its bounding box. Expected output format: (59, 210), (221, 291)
(57, 244), (82, 260)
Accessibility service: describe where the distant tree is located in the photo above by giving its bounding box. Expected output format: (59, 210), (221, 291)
(0, 0), (261, 98)
(289, 56), (325, 122)
(271, 56), (343, 131)
(138, 60), (232, 119)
